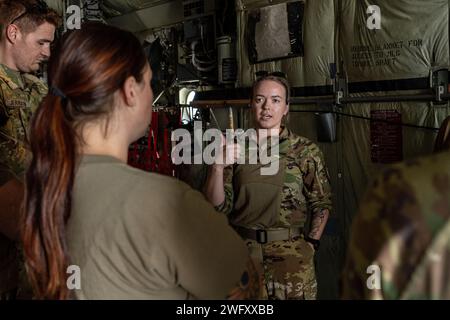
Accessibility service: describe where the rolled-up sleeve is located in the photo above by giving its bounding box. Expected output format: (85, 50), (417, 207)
(302, 146), (333, 214)
(214, 165), (234, 215)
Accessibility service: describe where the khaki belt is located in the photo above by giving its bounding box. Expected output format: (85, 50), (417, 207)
(233, 225), (303, 244)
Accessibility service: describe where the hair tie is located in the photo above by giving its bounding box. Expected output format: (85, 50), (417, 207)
(50, 86), (67, 100)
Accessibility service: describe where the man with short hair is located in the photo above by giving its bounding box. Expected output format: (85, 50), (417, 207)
(0, 0), (60, 299)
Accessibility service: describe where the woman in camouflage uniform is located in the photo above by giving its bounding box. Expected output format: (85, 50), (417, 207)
(204, 73), (333, 299)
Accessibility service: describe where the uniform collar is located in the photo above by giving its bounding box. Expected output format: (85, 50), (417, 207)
(248, 126), (292, 156)
(279, 126), (290, 141)
(80, 154), (124, 165)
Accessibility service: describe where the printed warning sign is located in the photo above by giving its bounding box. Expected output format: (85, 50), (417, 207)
(370, 110), (403, 163)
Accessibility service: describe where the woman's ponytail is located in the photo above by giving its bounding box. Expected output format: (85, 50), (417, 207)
(22, 94), (76, 299)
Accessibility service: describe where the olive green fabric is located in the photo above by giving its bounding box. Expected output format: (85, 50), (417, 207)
(226, 156), (286, 227)
(67, 154), (248, 300)
(339, 0), (448, 82)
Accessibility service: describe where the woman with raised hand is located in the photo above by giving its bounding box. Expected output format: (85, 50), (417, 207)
(204, 73), (332, 300)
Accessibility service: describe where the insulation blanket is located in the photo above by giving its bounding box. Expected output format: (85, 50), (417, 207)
(339, 0), (449, 81)
(237, 0), (335, 87)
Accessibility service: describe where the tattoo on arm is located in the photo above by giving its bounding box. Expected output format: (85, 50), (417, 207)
(309, 209), (329, 239)
(226, 258), (261, 300)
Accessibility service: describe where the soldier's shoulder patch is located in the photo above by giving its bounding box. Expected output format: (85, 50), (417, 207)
(0, 70), (19, 90)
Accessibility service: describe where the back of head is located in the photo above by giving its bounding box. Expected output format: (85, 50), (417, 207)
(0, 0), (60, 40)
(22, 22), (147, 300)
(46, 21), (147, 123)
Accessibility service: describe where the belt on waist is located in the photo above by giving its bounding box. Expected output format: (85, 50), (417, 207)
(233, 225), (304, 244)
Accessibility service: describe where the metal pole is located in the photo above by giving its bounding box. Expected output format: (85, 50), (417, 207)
(289, 96), (334, 104)
(192, 92), (450, 107)
(342, 94), (435, 104)
(290, 93), (449, 105)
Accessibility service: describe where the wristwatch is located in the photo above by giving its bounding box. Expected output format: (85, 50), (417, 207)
(304, 236), (320, 251)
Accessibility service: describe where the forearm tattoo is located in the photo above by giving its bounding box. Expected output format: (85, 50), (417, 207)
(309, 209), (328, 239)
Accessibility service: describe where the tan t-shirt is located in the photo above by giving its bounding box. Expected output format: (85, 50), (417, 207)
(67, 155), (248, 299)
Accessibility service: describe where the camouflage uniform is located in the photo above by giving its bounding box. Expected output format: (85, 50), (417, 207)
(216, 126), (333, 299)
(0, 63), (47, 299)
(342, 150), (450, 299)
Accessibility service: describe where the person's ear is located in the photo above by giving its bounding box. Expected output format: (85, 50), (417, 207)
(5, 24), (20, 44)
(284, 103), (289, 116)
(122, 76), (138, 107)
